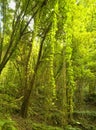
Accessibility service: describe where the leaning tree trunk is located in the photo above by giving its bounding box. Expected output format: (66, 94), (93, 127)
(20, 23), (51, 118)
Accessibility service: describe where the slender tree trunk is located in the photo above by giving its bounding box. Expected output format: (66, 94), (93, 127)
(20, 23), (51, 118)
(20, 75), (35, 118)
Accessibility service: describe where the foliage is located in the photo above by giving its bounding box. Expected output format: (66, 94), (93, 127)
(74, 111), (96, 122)
(0, 93), (18, 114)
(31, 123), (63, 130)
(0, 119), (17, 130)
(0, 0), (96, 129)
(65, 125), (81, 130)
(85, 93), (96, 104)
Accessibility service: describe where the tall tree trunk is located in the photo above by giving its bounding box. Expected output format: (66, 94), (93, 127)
(20, 23), (51, 118)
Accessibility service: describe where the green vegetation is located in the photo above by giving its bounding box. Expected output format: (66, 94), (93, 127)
(0, 119), (17, 130)
(31, 123), (63, 130)
(0, 0), (96, 129)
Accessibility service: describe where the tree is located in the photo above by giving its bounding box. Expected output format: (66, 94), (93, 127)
(0, 0), (46, 74)
(0, 0), (96, 128)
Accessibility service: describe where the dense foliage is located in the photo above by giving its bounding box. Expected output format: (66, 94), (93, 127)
(0, 0), (96, 129)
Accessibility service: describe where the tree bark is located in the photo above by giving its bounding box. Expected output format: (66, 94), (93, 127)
(20, 23), (52, 118)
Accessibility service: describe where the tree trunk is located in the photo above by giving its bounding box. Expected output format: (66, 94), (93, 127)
(20, 90), (31, 118)
(20, 73), (35, 118)
(20, 23), (51, 118)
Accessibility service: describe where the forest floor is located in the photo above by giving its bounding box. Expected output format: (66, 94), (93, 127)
(0, 102), (96, 130)
(0, 109), (96, 130)
(12, 109), (96, 130)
